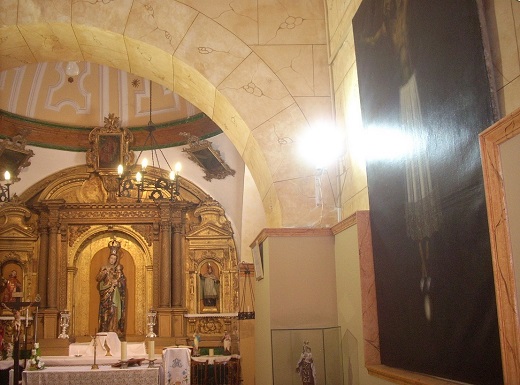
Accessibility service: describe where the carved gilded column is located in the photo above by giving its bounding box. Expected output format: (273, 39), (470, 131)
(47, 225), (58, 309)
(58, 225), (68, 310)
(172, 223), (183, 307)
(159, 203), (172, 308)
(152, 222), (161, 309)
(37, 212), (49, 308)
(46, 200), (63, 310)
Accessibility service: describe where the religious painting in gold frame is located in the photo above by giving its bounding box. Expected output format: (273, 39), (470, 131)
(97, 134), (123, 170)
(86, 113), (134, 175)
(180, 132), (235, 181)
(0, 261), (23, 303)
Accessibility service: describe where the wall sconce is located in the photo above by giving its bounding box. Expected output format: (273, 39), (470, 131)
(0, 171), (12, 203)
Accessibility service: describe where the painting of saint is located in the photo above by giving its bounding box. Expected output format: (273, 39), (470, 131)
(1, 269), (22, 303)
(353, 0), (502, 383)
(98, 135), (121, 170)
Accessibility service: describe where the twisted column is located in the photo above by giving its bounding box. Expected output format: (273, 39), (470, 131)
(37, 213), (49, 308)
(159, 202), (172, 307)
(172, 223), (183, 307)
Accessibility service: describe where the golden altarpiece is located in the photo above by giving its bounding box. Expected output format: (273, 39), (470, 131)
(0, 116), (239, 352)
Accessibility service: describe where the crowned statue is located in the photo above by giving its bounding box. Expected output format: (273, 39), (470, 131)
(96, 238), (126, 337)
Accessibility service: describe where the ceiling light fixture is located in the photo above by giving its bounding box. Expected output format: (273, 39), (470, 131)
(65, 61), (80, 83)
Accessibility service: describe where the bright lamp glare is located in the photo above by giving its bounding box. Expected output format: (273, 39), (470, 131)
(361, 128), (416, 161)
(300, 123), (342, 169)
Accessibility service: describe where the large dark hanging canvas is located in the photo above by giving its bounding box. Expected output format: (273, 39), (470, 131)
(353, 0), (503, 383)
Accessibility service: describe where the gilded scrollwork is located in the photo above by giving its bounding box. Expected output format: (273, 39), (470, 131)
(198, 317), (224, 334)
(131, 224), (153, 246)
(68, 225), (91, 247)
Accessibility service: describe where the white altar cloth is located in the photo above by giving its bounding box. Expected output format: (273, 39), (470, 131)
(162, 347), (191, 385)
(68, 332), (147, 358)
(22, 364), (160, 385)
(25, 354), (161, 368)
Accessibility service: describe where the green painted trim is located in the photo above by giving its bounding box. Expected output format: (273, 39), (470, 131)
(0, 109), (210, 131)
(0, 109), (223, 151)
(1, 109), (92, 131)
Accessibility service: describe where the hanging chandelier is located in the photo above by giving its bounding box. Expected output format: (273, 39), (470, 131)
(116, 80), (182, 202)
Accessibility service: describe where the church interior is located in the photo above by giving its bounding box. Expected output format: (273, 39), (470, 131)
(1, 1), (520, 385)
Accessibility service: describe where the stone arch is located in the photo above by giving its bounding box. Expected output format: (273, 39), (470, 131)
(1, 3), (291, 226)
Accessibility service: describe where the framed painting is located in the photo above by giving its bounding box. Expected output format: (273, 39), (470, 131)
(252, 242), (263, 281)
(181, 133), (235, 181)
(0, 262), (23, 303)
(86, 113), (134, 175)
(353, 0), (501, 383)
(480, 107), (520, 383)
(97, 134), (123, 170)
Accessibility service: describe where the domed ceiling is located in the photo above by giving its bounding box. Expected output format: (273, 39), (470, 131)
(0, 61), (221, 151)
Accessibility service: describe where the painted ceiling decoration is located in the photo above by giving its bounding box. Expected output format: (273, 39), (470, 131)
(0, 62), (221, 151)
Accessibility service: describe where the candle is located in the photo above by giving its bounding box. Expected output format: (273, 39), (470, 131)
(34, 308), (38, 344)
(121, 341), (127, 361)
(25, 309), (29, 327)
(148, 340), (155, 360)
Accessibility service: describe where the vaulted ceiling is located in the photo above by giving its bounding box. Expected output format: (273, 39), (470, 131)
(0, 0), (336, 228)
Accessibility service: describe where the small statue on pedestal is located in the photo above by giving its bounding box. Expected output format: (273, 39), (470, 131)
(222, 330), (231, 355)
(193, 332), (200, 357)
(296, 341), (316, 385)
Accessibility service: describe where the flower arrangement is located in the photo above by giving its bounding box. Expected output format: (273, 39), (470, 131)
(28, 343), (44, 370)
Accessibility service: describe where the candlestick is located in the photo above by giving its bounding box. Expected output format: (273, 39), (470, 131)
(148, 340), (155, 360)
(91, 330), (99, 370)
(33, 308), (38, 344)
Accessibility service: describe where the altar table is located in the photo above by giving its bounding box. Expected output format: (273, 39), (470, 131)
(22, 365), (160, 385)
(32, 354), (157, 367)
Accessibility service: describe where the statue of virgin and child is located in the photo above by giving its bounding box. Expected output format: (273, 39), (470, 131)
(96, 238), (126, 337)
